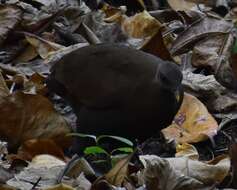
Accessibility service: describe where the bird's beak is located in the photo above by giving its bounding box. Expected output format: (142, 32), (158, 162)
(175, 89), (180, 102)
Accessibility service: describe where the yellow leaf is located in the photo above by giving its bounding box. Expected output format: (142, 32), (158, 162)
(162, 93), (218, 143)
(121, 11), (162, 38)
(176, 143), (199, 160)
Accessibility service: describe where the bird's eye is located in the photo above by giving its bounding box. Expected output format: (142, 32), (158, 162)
(160, 74), (169, 84)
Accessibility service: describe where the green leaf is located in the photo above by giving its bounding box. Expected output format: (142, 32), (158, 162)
(84, 146), (109, 155)
(111, 147), (134, 155)
(97, 135), (133, 147)
(67, 133), (97, 141)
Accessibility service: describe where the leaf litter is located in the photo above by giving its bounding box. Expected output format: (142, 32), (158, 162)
(0, 0), (237, 189)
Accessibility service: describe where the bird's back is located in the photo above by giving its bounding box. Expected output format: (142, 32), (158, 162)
(50, 44), (162, 108)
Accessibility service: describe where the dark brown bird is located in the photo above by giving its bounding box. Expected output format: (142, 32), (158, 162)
(47, 44), (183, 141)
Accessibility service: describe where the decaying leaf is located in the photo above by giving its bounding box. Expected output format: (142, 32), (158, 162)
(162, 93), (218, 143)
(44, 43), (89, 66)
(62, 157), (95, 179)
(171, 14), (233, 56)
(140, 155), (230, 189)
(168, 0), (197, 11)
(43, 183), (75, 190)
(24, 32), (65, 59)
(0, 5), (22, 46)
(182, 70), (237, 113)
(191, 30), (237, 90)
(0, 165), (14, 183)
(23, 72), (47, 95)
(175, 143), (199, 160)
(16, 45), (38, 62)
(16, 139), (66, 161)
(31, 154), (66, 168)
(140, 155), (205, 190)
(105, 153), (133, 186)
(122, 11), (162, 38)
(0, 71), (10, 98)
(0, 91), (71, 150)
(7, 155), (66, 189)
(140, 29), (174, 61)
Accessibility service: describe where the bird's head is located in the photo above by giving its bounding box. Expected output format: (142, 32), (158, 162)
(156, 61), (183, 92)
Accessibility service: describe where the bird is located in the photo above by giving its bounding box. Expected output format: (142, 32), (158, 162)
(47, 43), (183, 142)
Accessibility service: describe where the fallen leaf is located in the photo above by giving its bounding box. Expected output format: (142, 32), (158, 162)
(0, 71), (10, 98)
(16, 45), (38, 62)
(62, 157), (95, 179)
(16, 139), (66, 161)
(182, 70), (237, 113)
(23, 72), (47, 95)
(105, 153), (133, 186)
(0, 5), (22, 46)
(140, 155), (205, 190)
(192, 31), (237, 90)
(140, 29), (174, 61)
(31, 154), (65, 168)
(43, 184), (75, 190)
(121, 11), (162, 38)
(24, 32), (64, 59)
(0, 91), (71, 150)
(168, 0), (196, 11)
(140, 155), (230, 188)
(171, 15), (233, 56)
(7, 155), (66, 189)
(75, 173), (92, 190)
(162, 93), (218, 143)
(0, 184), (17, 190)
(0, 165), (14, 183)
(175, 143), (199, 160)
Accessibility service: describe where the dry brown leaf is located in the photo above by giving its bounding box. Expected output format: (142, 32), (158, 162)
(171, 15), (233, 56)
(24, 32), (64, 59)
(0, 71), (10, 98)
(140, 29), (174, 61)
(101, 3), (124, 19)
(162, 93), (218, 143)
(16, 45), (38, 62)
(0, 5), (22, 46)
(192, 32), (237, 90)
(0, 91), (71, 150)
(140, 155), (230, 188)
(43, 183), (75, 190)
(121, 11), (162, 38)
(23, 72), (47, 95)
(105, 154), (133, 186)
(0, 184), (17, 190)
(140, 155), (204, 190)
(65, 157), (95, 179)
(91, 179), (114, 190)
(182, 70), (237, 113)
(168, 0), (196, 11)
(16, 139), (66, 161)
